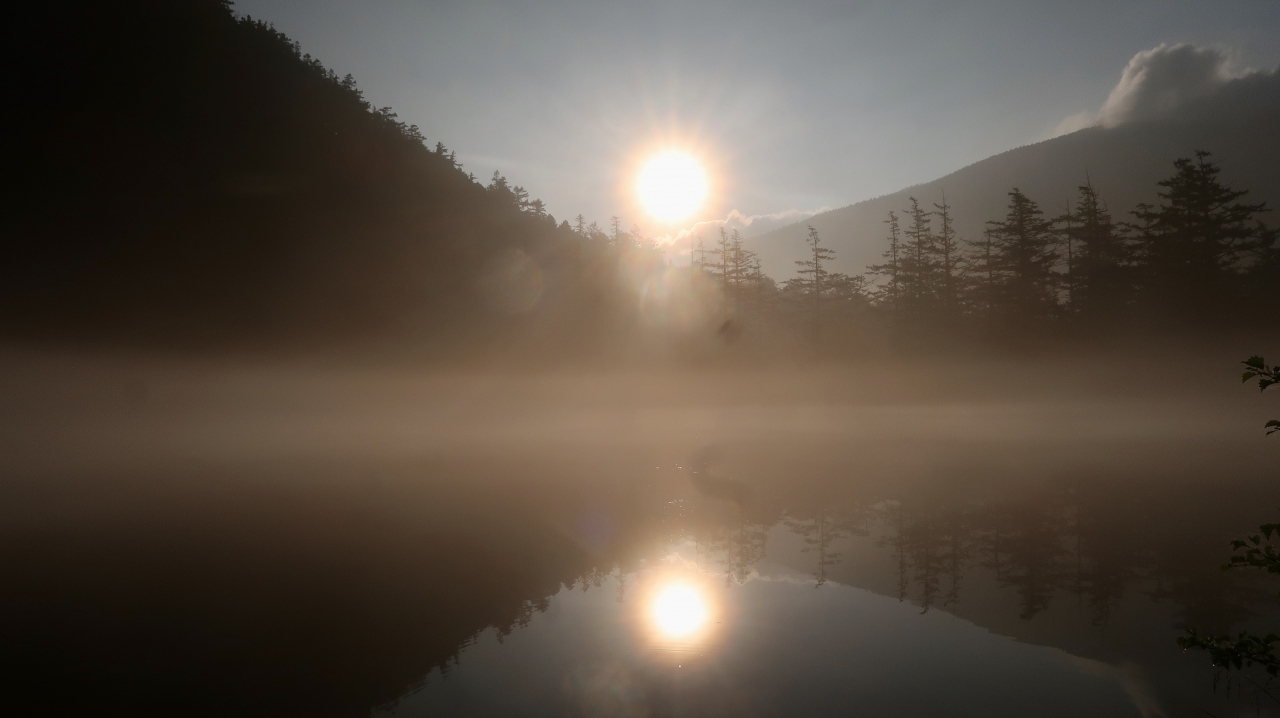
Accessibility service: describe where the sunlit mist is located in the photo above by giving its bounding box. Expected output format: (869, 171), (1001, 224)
(637, 153), (707, 223)
(650, 582), (709, 638)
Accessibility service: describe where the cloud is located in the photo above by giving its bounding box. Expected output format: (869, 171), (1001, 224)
(659, 207), (829, 262)
(1053, 43), (1253, 136)
(669, 207), (828, 243)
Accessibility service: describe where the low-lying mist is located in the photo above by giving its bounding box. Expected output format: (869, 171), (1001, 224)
(3, 343), (1278, 716)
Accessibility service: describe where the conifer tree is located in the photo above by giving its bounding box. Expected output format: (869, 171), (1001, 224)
(512, 185), (531, 211)
(728, 229), (758, 310)
(965, 228), (1001, 318)
(1059, 203), (1077, 313)
(692, 237), (708, 271)
(867, 211), (902, 317)
(712, 227), (733, 306)
(1132, 151), (1270, 318)
(1057, 181), (1129, 322)
(900, 197), (936, 318)
(790, 225), (837, 349)
(986, 188), (1060, 323)
(748, 258), (777, 314)
(932, 194), (965, 321)
(487, 171), (514, 205)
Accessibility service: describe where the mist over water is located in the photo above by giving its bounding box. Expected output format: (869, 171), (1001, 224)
(3, 348), (1278, 716)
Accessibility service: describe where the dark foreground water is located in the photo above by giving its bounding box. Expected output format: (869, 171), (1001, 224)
(2, 356), (1279, 717)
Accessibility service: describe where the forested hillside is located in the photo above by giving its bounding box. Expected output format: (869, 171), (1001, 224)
(4, 0), (658, 352)
(5, 1), (1277, 358)
(747, 70), (1280, 281)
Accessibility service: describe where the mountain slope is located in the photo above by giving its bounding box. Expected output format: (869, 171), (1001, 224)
(747, 71), (1280, 281)
(3, 0), (609, 349)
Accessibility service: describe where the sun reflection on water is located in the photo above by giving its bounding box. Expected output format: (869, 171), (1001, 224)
(651, 582), (708, 638)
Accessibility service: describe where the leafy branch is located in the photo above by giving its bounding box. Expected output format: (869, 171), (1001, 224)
(1178, 630), (1280, 676)
(1179, 356), (1280, 680)
(1241, 356), (1280, 435)
(1226, 524), (1280, 575)
(1180, 521), (1280, 681)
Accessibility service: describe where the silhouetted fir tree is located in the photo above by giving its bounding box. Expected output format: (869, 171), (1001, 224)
(1059, 203), (1078, 313)
(965, 228), (1001, 319)
(692, 237), (708, 271)
(986, 188), (1061, 324)
(488, 171), (514, 202)
(867, 211), (903, 317)
(433, 142), (461, 169)
(512, 185), (531, 211)
(899, 197), (936, 319)
(931, 194), (965, 321)
(1057, 181), (1130, 324)
(711, 227), (734, 307)
(1132, 151), (1271, 320)
(610, 216), (623, 246)
(726, 229), (759, 312)
(787, 225), (838, 349)
(747, 258), (777, 314)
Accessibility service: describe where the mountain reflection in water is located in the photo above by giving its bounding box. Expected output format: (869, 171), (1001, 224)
(2, 361), (1279, 717)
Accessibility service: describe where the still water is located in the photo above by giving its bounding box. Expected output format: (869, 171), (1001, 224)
(2, 358), (1278, 716)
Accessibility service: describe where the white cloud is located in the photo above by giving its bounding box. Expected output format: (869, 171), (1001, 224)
(673, 207), (825, 241)
(1053, 43), (1252, 137)
(659, 207), (829, 263)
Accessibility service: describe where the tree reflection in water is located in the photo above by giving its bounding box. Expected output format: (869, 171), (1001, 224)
(6, 447), (1280, 716)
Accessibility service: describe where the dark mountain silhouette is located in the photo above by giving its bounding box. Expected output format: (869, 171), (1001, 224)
(4, 0), (621, 351)
(746, 69), (1280, 279)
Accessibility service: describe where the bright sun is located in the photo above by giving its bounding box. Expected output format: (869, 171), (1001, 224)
(637, 152), (708, 223)
(651, 582), (709, 638)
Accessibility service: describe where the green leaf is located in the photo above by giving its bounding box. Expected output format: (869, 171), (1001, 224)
(1245, 356), (1267, 369)
(1244, 371), (1259, 382)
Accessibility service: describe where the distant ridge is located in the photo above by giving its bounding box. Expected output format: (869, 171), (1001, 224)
(746, 70), (1280, 280)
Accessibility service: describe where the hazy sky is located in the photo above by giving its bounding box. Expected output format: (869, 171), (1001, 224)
(235, 0), (1280, 240)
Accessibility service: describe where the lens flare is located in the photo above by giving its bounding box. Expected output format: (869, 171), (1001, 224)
(637, 153), (707, 223)
(650, 583), (708, 638)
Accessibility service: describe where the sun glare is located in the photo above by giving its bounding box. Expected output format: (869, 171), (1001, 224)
(650, 582), (709, 638)
(637, 152), (708, 223)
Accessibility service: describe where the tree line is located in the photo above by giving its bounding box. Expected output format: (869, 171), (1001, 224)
(13, 0), (1276, 356)
(686, 152), (1278, 350)
(876, 153), (1276, 330)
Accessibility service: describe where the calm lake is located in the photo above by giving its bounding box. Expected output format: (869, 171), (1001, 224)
(3, 354), (1278, 717)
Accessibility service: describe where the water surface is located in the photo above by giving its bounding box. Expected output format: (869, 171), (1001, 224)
(2, 355), (1277, 716)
